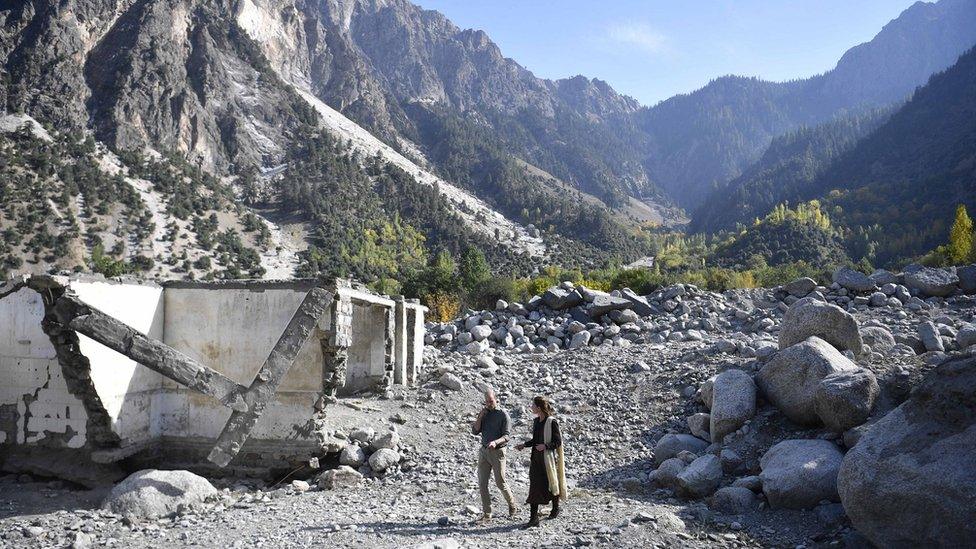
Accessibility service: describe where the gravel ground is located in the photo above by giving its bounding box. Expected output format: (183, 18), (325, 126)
(2, 288), (972, 549)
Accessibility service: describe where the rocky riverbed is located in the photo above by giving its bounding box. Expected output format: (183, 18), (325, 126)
(2, 265), (974, 548)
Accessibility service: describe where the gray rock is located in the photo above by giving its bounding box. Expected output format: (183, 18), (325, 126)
(868, 269), (899, 286)
(709, 369), (756, 442)
(732, 475), (762, 492)
(760, 439), (843, 509)
(653, 434), (709, 466)
(868, 291), (887, 307)
(609, 309), (640, 325)
(317, 465), (363, 490)
(759, 336), (859, 425)
(904, 267), (959, 297)
(783, 277), (817, 297)
(651, 458), (686, 490)
(815, 503), (848, 527)
(439, 372), (464, 391)
(620, 288), (655, 316)
(469, 325), (492, 341)
(675, 454), (722, 498)
(542, 287), (583, 309)
(368, 448), (400, 473)
(687, 413), (711, 441)
(371, 430), (400, 451)
(833, 267), (876, 293)
(588, 293), (632, 318)
(709, 486), (757, 514)
(956, 324), (976, 349)
(779, 298), (863, 354)
(918, 321), (945, 352)
(339, 444), (366, 467)
(569, 330), (591, 349)
(958, 264), (976, 294)
(814, 369), (878, 432)
(698, 376), (716, 410)
(860, 326), (895, 353)
(838, 355), (976, 548)
(102, 469), (217, 520)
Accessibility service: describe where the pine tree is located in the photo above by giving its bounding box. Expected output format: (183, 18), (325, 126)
(948, 204), (974, 264)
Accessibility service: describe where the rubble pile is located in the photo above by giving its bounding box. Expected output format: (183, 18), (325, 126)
(427, 264), (976, 361)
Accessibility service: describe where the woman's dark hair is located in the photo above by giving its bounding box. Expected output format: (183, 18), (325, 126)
(533, 396), (555, 418)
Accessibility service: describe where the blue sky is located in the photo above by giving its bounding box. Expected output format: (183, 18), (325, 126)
(412, 0), (922, 106)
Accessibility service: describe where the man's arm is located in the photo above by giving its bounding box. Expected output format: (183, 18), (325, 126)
(472, 408), (487, 435)
(487, 411), (510, 448)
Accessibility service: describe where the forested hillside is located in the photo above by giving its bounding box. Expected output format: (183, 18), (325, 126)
(812, 46), (976, 266)
(691, 108), (893, 234)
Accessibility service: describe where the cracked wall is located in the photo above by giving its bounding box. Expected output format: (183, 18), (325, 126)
(1, 276), (425, 475)
(0, 285), (88, 449)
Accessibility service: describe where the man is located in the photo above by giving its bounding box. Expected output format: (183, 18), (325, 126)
(472, 388), (517, 522)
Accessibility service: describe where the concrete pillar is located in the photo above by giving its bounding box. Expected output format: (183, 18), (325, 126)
(393, 297), (408, 386)
(406, 299), (426, 386)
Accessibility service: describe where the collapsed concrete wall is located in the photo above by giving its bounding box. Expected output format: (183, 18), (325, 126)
(0, 275), (426, 482)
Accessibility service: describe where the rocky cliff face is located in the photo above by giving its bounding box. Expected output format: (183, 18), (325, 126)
(1, 0), (974, 273)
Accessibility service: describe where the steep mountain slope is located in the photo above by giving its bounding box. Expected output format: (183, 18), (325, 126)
(690, 107), (894, 234)
(811, 46), (976, 265)
(0, 114), (290, 280)
(640, 0), (976, 209)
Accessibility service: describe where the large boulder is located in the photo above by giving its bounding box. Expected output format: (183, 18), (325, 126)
(783, 277), (817, 297)
(542, 287), (583, 309)
(838, 355), (976, 548)
(759, 336), (859, 425)
(709, 369), (756, 442)
(653, 434), (709, 466)
(760, 440), (844, 509)
(102, 469), (217, 520)
(620, 288), (655, 316)
(779, 298), (863, 354)
(904, 267), (959, 297)
(675, 454), (722, 498)
(814, 369), (879, 432)
(833, 267), (876, 293)
(588, 293), (632, 318)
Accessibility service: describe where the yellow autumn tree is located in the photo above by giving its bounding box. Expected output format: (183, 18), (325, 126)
(948, 204), (974, 263)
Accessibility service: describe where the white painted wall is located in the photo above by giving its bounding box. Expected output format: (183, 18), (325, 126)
(71, 280), (165, 447)
(343, 302), (388, 395)
(0, 287), (87, 448)
(160, 286), (326, 440)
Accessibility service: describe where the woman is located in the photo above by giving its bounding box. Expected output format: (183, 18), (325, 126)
(517, 395), (567, 528)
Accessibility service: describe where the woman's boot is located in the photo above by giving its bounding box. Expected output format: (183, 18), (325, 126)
(549, 498), (560, 519)
(522, 504), (541, 529)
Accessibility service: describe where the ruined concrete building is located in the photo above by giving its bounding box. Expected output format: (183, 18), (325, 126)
(0, 275), (426, 485)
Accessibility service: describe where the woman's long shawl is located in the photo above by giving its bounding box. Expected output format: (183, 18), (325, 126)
(543, 416), (568, 500)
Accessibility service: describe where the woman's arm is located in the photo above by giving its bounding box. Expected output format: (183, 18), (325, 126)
(545, 419), (562, 450)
